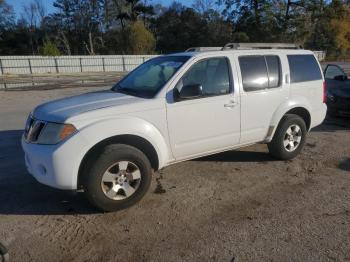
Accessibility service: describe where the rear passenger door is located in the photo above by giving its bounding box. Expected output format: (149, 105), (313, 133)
(236, 54), (289, 143)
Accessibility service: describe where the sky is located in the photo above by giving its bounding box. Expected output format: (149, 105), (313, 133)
(9, 0), (192, 18)
(10, 0), (56, 18)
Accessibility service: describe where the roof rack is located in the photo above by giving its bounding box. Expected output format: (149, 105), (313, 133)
(185, 47), (222, 52)
(185, 43), (303, 52)
(222, 43), (302, 50)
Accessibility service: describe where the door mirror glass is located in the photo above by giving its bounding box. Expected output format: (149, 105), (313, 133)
(179, 84), (203, 99)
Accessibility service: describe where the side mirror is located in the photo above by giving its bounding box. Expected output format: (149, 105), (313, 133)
(179, 84), (203, 100)
(334, 75), (348, 81)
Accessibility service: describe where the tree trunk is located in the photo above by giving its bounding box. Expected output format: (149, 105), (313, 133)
(89, 32), (95, 55)
(59, 31), (71, 55)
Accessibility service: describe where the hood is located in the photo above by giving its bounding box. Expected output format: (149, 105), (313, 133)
(33, 90), (149, 123)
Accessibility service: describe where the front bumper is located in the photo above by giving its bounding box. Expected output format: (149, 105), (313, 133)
(21, 133), (88, 190)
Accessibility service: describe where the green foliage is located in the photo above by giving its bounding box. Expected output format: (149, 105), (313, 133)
(39, 39), (61, 56)
(0, 0), (350, 59)
(330, 6), (350, 56)
(155, 7), (233, 53)
(126, 21), (155, 54)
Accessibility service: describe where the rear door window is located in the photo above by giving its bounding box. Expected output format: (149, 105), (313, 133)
(239, 55), (281, 91)
(287, 54), (322, 83)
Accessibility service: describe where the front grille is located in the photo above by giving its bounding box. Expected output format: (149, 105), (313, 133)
(24, 117), (46, 143)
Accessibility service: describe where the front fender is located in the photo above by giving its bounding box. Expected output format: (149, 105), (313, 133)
(266, 96), (312, 142)
(66, 117), (170, 188)
(80, 117), (170, 166)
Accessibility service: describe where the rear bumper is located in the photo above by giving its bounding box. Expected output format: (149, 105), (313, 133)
(310, 103), (327, 129)
(21, 133), (88, 190)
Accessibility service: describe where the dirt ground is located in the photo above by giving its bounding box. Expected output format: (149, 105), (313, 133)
(0, 86), (350, 262)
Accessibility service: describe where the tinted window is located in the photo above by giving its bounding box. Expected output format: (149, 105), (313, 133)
(288, 54), (322, 83)
(239, 56), (268, 91)
(176, 57), (231, 97)
(239, 55), (282, 91)
(325, 65), (346, 79)
(265, 55), (281, 88)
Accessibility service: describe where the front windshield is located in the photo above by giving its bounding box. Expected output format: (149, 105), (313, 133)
(112, 56), (190, 98)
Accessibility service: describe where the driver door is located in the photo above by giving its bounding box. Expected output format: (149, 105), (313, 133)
(324, 64), (349, 89)
(166, 56), (240, 160)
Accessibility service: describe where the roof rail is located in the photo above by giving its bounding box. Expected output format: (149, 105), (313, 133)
(185, 47), (222, 52)
(222, 43), (303, 50)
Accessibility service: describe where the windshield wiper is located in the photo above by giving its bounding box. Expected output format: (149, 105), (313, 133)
(114, 85), (142, 97)
(113, 84), (155, 98)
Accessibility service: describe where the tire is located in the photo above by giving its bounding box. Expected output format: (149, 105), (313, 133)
(82, 144), (152, 212)
(268, 114), (307, 160)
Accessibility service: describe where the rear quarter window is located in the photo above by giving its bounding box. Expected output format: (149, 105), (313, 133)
(287, 54), (322, 83)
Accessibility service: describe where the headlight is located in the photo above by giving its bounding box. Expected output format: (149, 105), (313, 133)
(25, 117), (77, 145)
(37, 123), (77, 144)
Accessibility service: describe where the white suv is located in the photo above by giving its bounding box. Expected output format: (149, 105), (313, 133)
(22, 43), (327, 211)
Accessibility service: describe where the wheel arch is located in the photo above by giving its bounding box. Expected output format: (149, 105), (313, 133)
(266, 101), (312, 142)
(284, 107), (311, 130)
(77, 134), (160, 189)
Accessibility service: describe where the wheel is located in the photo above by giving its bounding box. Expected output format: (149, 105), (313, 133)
(268, 114), (307, 160)
(82, 144), (152, 212)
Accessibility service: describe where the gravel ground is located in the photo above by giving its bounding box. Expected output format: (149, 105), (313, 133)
(0, 86), (350, 262)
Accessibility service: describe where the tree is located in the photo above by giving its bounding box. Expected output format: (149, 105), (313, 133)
(40, 39), (61, 55)
(0, 0), (14, 27)
(330, 8), (350, 56)
(192, 0), (214, 14)
(0, 19), (33, 55)
(218, 0), (286, 42)
(155, 5), (208, 52)
(1, 0), (349, 57)
(0, 0), (15, 38)
(21, 0), (47, 54)
(50, 0), (104, 54)
(127, 21), (155, 54)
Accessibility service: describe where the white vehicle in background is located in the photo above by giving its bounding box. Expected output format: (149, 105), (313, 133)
(22, 43), (327, 211)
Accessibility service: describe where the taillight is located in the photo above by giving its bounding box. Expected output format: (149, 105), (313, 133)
(323, 81), (326, 103)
